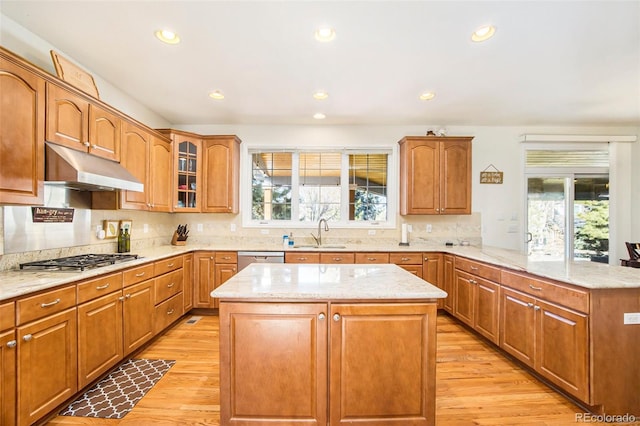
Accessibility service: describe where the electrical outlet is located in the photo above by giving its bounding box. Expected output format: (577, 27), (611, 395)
(261, 229), (270, 235)
(197, 223), (203, 232)
(230, 223), (237, 232)
(368, 230), (376, 235)
(143, 224), (149, 233)
(624, 313), (640, 325)
(426, 224), (432, 233)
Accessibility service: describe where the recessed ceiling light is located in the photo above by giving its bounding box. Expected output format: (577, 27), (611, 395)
(419, 92), (436, 101)
(209, 90), (225, 100)
(155, 29), (180, 44)
(313, 113), (326, 120)
(471, 25), (496, 42)
(313, 91), (329, 100)
(315, 26), (336, 42)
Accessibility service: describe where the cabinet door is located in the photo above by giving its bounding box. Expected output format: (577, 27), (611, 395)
(46, 82), (89, 151)
(330, 303), (436, 426)
(473, 277), (500, 344)
(88, 104), (120, 161)
(214, 263), (237, 308)
(194, 252), (215, 308)
(442, 255), (455, 313)
(149, 135), (172, 212)
(423, 253), (443, 308)
(173, 135), (201, 211)
(535, 299), (589, 402)
(320, 252), (355, 264)
(453, 270), (475, 327)
(119, 122), (149, 210)
(202, 136), (240, 213)
(17, 308), (77, 426)
(0, 329), (16, 426)
(183, 254), (194, 312)
(500, 287), (535, 367)
(399, 138), (439, 215)
(219, 302), (327, 426)
(77, 292), (123, 388)
(122, 280), (154, 356)
(0, 57), (45, 205)
(440, 139), (472, 214)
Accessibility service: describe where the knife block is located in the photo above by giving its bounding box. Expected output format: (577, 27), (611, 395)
(171, 231), (186, 246)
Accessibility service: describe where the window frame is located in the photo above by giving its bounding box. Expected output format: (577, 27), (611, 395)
(242, 146), (397, 229)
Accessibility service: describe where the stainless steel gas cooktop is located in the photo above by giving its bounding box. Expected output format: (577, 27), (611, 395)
(20, 253), (139, 271)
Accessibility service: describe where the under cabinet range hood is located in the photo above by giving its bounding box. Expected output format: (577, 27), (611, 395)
(45, 143), (143, 192)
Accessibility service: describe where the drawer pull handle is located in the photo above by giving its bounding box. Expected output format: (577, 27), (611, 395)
(135, 272), (146, 277)
(167, 282), (175, 288)
(529, 284), (543, 291)
(223, 256), (231, 260)
(470, 266), (479, 271)
(367, 257), (377, 261)
(424, 258), (428, 262)
(298, 257), (307, 261)
(96, 283), (110, 290)
(167, 263), (175, 267)
(167, 309), (175, 315)
(7, 340), (17, 348)
(41, 298), (60, 308)
(333, 258), (342, 261)
(23, 334), (32, 342)
(318, 313), (326, 321)
(401, 257), (410, 261)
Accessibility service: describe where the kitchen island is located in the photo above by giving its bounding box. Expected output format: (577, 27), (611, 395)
(211, 263), (446, 426)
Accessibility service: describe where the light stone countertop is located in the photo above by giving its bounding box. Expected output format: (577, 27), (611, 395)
(210, 263), (447, 300)
(1, 242), (639, 303)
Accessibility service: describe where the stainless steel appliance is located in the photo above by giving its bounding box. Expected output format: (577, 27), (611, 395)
(237, 251), (285, 271)
(20, 253), (139, 271)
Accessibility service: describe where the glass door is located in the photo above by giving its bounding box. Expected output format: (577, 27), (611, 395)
(527, 176), (568, 261)
(175, 139), (200, 211)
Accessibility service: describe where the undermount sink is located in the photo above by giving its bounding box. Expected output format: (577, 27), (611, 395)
(292, 245), (347, 249)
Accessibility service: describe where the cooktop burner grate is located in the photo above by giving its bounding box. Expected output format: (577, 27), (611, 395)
(20, 254), (139, 271)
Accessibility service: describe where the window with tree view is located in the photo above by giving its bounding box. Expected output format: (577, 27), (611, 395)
(250, 150), (390, 225)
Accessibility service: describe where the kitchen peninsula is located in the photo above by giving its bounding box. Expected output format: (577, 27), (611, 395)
(211, 263), (446, 426)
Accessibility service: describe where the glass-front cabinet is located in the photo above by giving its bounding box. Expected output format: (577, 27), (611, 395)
(159, 130), (202, 212)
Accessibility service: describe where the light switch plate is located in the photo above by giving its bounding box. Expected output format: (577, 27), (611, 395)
(623, 313), (640, 325)
(197, 223), (203, 232)
(230, 223), (237, 232)
(143, 224), (149, 233)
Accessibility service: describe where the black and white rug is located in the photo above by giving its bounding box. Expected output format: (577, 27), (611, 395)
(60, 358), (175, 419)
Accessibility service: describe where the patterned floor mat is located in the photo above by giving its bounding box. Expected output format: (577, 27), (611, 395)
(60, 358), (175, 419)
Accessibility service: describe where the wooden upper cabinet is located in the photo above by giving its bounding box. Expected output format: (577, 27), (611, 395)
(0, 56), (45, 205)
(119, 122), (149, 210)
(158, 129), (202, 212)
(46, 82), (121, 161)
(149, 135), (172, 212)
(399, 136), (472, 215)
(202, 136), (241, 213)
(88, 104), (121, 161)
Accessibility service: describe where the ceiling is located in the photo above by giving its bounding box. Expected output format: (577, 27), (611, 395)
(2, 1), (639, 127)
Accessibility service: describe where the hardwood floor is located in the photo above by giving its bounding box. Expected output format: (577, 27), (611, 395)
(45, 312), (589, 426)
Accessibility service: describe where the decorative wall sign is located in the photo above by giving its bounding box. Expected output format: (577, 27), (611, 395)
(104, 220), (119, 238)
(32, 207), (74, 223)
(50, 50), (100, 98)
(480, 164), (504, 184)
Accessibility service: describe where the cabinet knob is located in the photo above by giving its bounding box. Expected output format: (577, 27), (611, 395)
(91, 144), (97, 149)
(333, 313), (341, 322)
(119, 296), (125, 302)
(436, 208), (440, 212)
(23, 334), (33, 342)
(7, 340), (17, 348)
(83, 141), (90, 147)
(533, 305), (541, 311)
(318, 313), (326, 321)
(125, 293), (131, 299)
(469, 279), (477, 285)
(527, 302), (534, 308)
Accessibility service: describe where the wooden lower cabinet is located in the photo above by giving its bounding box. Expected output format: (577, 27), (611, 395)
(442, 255), (455, 313)
(454, 269), (500, 344)
(17, 308), (77, 426)
(423, 253), (443, 309)
(214, 264), (237, 308)
(500, 286), (589, 402)
(183, 253), (194, 312)
(0, 329), (16, 426)
(390, 253), (423, 278)
(219, 301), (436, 426)
(77, 291), (123, 388)
(194, 252), (215, 308)
(122, 280), (155, 356)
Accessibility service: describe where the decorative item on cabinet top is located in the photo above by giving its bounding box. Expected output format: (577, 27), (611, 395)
(50, 50), (99, 98)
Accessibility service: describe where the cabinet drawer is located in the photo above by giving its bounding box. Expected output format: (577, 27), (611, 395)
(399, 265), (423, 278)
(354, 252), (390, 264)
(455, 257), (501, 282)
(154, 255), (183, 276)
(390, 252), (423, 265)
(123, 263), (155, 286)
(17, 285), (76, 325)
(155, 269), (184, 305)
(77, 272), (123, 304)
(285, 252), (320, 263)
(0, 302), (15, 331)
(215, 251), (238, 264)
(154, 292), (184, 334)
(320, 252), (355, 264)
(501, 270), (589, 313)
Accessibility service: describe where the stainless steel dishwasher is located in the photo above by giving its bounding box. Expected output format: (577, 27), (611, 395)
(237, 251), (285, 271)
